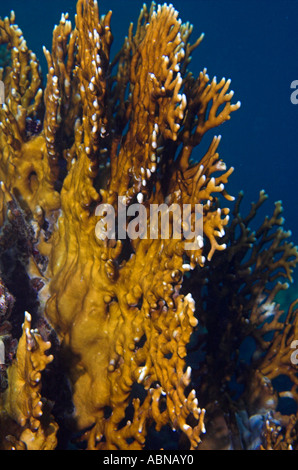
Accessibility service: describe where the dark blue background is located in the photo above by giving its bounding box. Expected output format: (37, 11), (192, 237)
(1, 0), (298, 298)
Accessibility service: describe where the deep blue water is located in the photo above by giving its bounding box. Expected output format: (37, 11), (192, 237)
(1, 0), (298, 297)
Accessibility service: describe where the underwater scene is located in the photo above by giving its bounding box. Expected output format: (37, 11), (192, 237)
(0, 0), (298, 453)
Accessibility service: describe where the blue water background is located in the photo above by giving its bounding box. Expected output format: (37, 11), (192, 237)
(1, 0), (298, 299)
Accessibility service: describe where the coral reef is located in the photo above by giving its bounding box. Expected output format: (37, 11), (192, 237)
(0, 0), (297, 450)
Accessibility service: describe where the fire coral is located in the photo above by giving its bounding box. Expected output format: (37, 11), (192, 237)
(0, 0), (297, 451)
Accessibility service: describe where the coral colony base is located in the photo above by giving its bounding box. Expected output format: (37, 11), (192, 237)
(0, 0), (297, 451)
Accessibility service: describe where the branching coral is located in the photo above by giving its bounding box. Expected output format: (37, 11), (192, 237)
(0, 311), (58, 449)
(0, 0), (297, 451)
(42, 1), (237, 449)
(183, 191), (298, 449)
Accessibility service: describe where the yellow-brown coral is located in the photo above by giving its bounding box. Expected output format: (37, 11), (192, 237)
(0, 12), (60, 222)
(0, 311), (58, 449)
(5, 0), (297, 452)
(37, 1), (239, 449)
